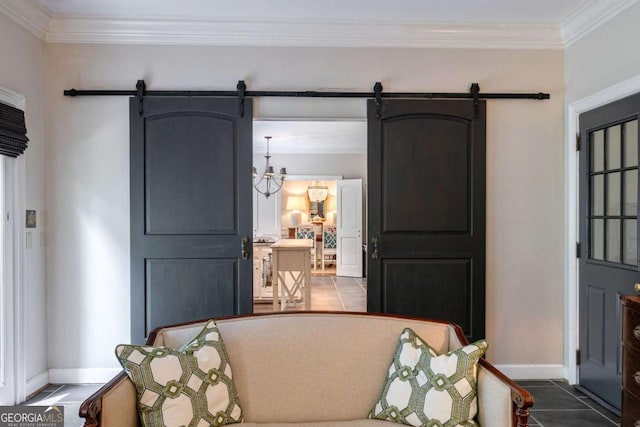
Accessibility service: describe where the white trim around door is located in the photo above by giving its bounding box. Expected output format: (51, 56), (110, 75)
(0, 88), (28, 404)
(565, 73), (640, 384)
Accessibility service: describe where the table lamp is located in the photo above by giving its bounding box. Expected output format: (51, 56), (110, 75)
(286, 195), (306, 227)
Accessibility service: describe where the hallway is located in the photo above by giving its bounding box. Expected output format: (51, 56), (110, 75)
(253, 273), (366, 313)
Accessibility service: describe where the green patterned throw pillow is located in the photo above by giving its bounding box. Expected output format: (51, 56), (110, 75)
(115, 320), (243, 427)
(369, 328), (487, 427)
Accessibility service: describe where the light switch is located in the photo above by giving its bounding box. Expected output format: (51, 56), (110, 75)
(26, 210), (36, 228)
(26, 232), (32, 249)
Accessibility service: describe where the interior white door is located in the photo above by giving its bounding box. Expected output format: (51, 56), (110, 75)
(336, 179), (363, 277)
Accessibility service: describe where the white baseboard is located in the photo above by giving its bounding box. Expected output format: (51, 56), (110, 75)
(48, 368), (121, 384)
(493, 364), (565, 380)
(26, 371), (49, 397)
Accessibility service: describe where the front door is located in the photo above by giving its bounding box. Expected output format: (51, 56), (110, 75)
(578, 92), (640, 409)
(367, 99), (486, 342)
(130, 97), (253, 344)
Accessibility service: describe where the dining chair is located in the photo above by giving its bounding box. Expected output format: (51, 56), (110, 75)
(322, 225), (337, 271)
(295, 224), (317, 270)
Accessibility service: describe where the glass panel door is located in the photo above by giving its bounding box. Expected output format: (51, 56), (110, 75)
(589, 119), (639, 266)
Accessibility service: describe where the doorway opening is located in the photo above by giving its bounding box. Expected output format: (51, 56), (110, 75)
(282, 178), (338, 275)
(251, 119), (367, 312)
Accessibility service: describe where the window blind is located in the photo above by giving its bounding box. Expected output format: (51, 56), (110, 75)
(0, 101), (29, 157)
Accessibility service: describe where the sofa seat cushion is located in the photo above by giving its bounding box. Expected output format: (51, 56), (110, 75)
(240, 420), (397, 427)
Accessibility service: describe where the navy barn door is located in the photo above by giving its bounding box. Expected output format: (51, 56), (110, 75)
(130, 97), (253, 343)
(367, 99), (486, 342)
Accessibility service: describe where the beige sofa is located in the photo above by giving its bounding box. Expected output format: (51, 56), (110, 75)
(80, 312), (533, 427)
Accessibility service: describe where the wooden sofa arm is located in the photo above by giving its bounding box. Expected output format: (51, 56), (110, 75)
(79, 371), (138, 427)
(447, 319), (533, 427)
(478, 358), (534, 427)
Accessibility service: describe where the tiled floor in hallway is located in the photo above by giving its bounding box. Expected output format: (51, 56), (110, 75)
(23, 383), (104, 427)
(253, 271), (367, 312)
(519, 379), (621, 426)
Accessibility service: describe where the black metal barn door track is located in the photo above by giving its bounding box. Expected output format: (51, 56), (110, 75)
(64, 80), (550, 116)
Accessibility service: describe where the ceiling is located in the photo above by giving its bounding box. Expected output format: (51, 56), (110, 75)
(30, 0), (589, 23)
(253, 120), (366, 155)
(1, 0), (636, 153)
(1, 0), (637, 48)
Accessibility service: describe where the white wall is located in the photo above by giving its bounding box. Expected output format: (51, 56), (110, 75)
(45, 43), (565, 378)
(0, 13), (47, 391)
(563, 1), (640, 382)
(565, 2), (640, 104)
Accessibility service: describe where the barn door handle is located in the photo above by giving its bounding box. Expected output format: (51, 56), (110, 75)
(241, 236), (250, 260)
(371, 236), (379, 260)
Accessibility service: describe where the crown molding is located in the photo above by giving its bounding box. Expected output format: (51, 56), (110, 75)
(43, 17), (563, 49)
(0, 0), (50, 40)
(560, 0), (640, 46)
(1, 0), (636, 50)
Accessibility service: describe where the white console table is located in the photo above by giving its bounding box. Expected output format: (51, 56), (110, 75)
(270, 239), (313, 311)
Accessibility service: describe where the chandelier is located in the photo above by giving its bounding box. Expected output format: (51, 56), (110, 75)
(253, 136), (286, 198)
(307, 181), (329, 202)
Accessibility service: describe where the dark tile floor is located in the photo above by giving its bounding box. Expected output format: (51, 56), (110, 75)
(519, 379), (621, 426)
(23, 383), (103, 427)
(24, 380), (622, 427)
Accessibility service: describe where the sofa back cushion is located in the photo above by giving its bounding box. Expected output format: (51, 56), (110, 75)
(156, 313), (452, 423)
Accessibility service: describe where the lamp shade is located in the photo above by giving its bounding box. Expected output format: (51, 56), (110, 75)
(286, 195), (306, 211)
(326, 195), (337, 212)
